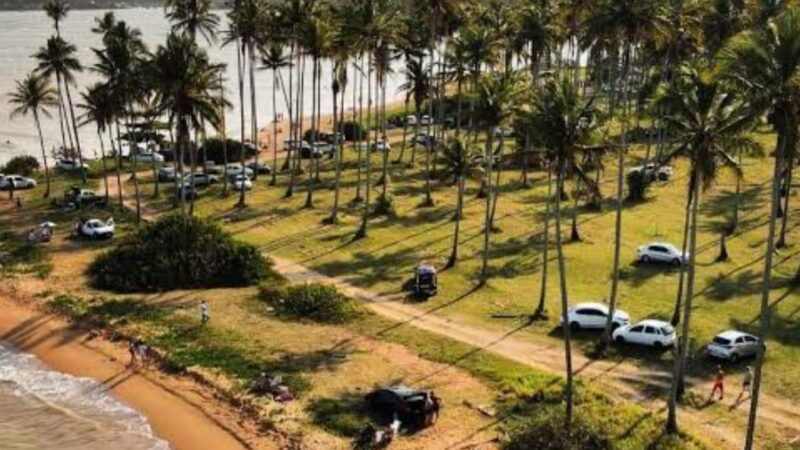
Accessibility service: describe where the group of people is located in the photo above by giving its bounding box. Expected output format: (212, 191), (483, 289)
(710, 365), (755, 405)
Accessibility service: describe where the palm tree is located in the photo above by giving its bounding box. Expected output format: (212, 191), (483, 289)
(398, 56), (430, 167)
(441, 137), (482, 268)
(657, 64), (756, 435)
(165, 0), (220, 45)
(722, 7), (800, 447)
(8, 72), (57, 198)
(78, 83), (116, 202)
(43, 0), (71, 152)
(260, 43), (290, 187)
(34, 36), (85, 184)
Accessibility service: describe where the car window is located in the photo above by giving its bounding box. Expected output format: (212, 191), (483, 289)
(644, 326), (657, 335)
(630, 326), (644, 333)
(661, 325), (675, 335)
(745, 336), (757, 343)
(712, 337), (731, 346)
(735, 337), (744, 344)
(652, 246), (666, 253)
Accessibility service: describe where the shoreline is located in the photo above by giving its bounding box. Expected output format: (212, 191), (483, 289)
(0, 287), (272, 450)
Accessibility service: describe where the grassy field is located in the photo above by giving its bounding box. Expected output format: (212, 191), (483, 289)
(133, 123), (800, 406)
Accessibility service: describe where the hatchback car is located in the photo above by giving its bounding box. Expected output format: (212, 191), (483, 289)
(561, 302), (630, 332)
(637, 242), (687, 266)
(707, 330), (761, 362)
(612, 319), (676, 348)
(0, 175), (36, 190)
(233, 175), (252, 191)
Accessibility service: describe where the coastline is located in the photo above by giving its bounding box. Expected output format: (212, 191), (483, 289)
(0, 287), (273, 450)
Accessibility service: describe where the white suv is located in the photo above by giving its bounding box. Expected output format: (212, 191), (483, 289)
(637, 242), (687, 266)
(707, 330), (761, 362)
(561, 302), (630, 332)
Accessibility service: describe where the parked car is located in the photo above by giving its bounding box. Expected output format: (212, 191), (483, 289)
(493, 126), (514, 138)
(420, 115), (433, 126)
(637, 242), (687, 266)
(247, 161), (271, 174)
(629, 163), (673, 181)
(132, 152), (165, 163)
(707, 330), (762, 362)
(55, 158), (87, 173)
(232, 174), (252, 191)
(406, 115), (418, 126)
(284, 139), (312, 154)
(158, 167), (177, 182)
(64, 186), (106, 208)
(0, 175), (36, 190)
(371, 140), (392, 152)
(412, 134), (436, 147)
(561, 302), (630, 332)
(612, 319), (676, 348)
(79, 218), (115, 239)
(184, 173), (219, 187)
(225, 164), (254, 178)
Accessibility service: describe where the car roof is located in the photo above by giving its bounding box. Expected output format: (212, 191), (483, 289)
(716, 330), (752, 340)
(572, 302), (608, 311)
(633, 319), (672, 327)
(647, 242), (677, 248)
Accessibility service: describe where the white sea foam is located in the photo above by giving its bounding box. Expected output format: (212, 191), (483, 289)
(0, 341), (170, 450)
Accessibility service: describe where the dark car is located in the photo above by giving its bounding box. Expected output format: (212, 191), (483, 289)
(64, 186), (106, 208)
(247, 161), (272, 174)
(365, 386), (440, 430)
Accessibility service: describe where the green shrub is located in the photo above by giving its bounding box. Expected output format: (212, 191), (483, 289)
(199, 138), (256, 164)
(88, 214), (277, 292)
(503, 412), (611, 450)
(338, 121), (364, 141)
(259, 282), (362, 324)
(2, 155), (39, 176)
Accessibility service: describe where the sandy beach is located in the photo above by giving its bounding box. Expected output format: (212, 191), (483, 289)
(0, 287), (275, 450)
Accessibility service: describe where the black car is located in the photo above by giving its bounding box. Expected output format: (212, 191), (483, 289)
(247, 161), (272, 174)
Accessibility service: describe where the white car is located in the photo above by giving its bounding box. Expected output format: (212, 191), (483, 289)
(420, 115), (432, 126)
(158, 167), (177, 182)
(55, 158), (87, 172)
(707, 330), (761, 362)
(637, 242), (687, 266)
(612, 319), (676, 348)
(493, 127), (514, 138)
(629, 163), (674, 181)
(561, 302), (630, 332)
(80, 218), (115, 239)
(233, 175), (252, 191)
(132, 152), (165, 163)
(0, 175), (36, 189)
(406, 115), (418, 126)
(225, 164), (254, 178)
(371, 140), (392, 152)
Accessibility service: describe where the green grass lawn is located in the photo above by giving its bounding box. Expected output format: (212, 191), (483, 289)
(138, 125), (800, 404)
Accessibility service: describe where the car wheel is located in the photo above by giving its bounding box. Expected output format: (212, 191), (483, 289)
(653, 341), (664, 350)
(730, 353), (739, 363)
(672, 258), (682, 267)
(569, 322), (580, 333)
(615, 335), (625, 344)
(641, 255), (651, 264)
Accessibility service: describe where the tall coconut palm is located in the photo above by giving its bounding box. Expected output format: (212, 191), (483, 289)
(8, 72), (57, 198)
(722, 7), (800, 447)
(656, 64), (756, 435)
(43, 0), (71, 152)
(78, 83), (116, 202)
(441, 137), (482, 268)
(398, 56), (430, 167)
(260, 42), (290, 187)
(34, 36), (85, 184)
(165, 0), (220, 45)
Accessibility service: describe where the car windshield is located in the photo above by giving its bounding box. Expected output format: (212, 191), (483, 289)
(660, 325), (675, 335)
(712, 336), (732, 346)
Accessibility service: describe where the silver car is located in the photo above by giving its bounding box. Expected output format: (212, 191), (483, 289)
(707, 330), (761, 363)
(637, 242), (688, 266)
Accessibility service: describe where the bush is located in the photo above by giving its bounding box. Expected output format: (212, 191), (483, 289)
(88, 214), (277, 292)
(503, 412), (612, 450)
(3, 155), (40, 176)
(338, 121), (365, 141)
(626, 170), (651, 202)
(199, 138), (256, 164)
(259, 282), (362, 324)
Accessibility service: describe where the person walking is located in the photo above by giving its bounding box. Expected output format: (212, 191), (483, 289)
(711, 365), (725, 401)
(199, 300), (210, 325)
(737, 365), (754, 402)
(128, 340), (138, 366)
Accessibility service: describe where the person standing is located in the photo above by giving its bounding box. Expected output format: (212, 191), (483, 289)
(199, 300), (210, 325)
(737, 365), (754, 402)
(711, 365), (725, 401)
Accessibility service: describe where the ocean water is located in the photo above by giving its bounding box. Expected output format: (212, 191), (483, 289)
(0, 8), (406, 166)
(0, 342), (169, 450)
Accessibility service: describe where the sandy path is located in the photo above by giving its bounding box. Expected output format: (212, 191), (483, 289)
(106, 173), (800, 449)
(0, 290), (276, 450)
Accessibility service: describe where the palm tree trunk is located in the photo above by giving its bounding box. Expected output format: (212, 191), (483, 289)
(189, 127), (198, 215)
(446, 175), (465, 268)
(480, 132), (495, 284)
(328, 62), (342, 224)
(305, 56), (319, 209)
(667, 167), (701, 434)
(355, 55), (374, 240)
(671, 185), (693, 326)
(534, 168), (552, 318)
(97, 129), (108, 201)
(63, 80), (85, 185)
(731, 147), (742, 232)
(249, 42), (259, 182)
(33, 111), (50, 198)
(270, 69), (279, 187)
(744, 126), (787, 449)
(777, 155), (794, 248)
(237, 40), (248, 207)
(411, 103), (420, 166)
(354, 57), (364, 202)
(109, 126), (123, 207)
(555, 164), (575, 431)
(397, 98), (409, 164)
(54, 74), (69, 152)
(489, 135), (505, 230)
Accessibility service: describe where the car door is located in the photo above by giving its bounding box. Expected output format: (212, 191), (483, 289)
(584, 308), (606, 328)
(643, 326), (658, 345)
(627, 325), (645, 344)
(649, 246), (667, 262)
(744, 336), (758, 356)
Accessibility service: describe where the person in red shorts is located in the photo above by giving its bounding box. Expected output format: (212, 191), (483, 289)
(711, 365), (725, 400)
